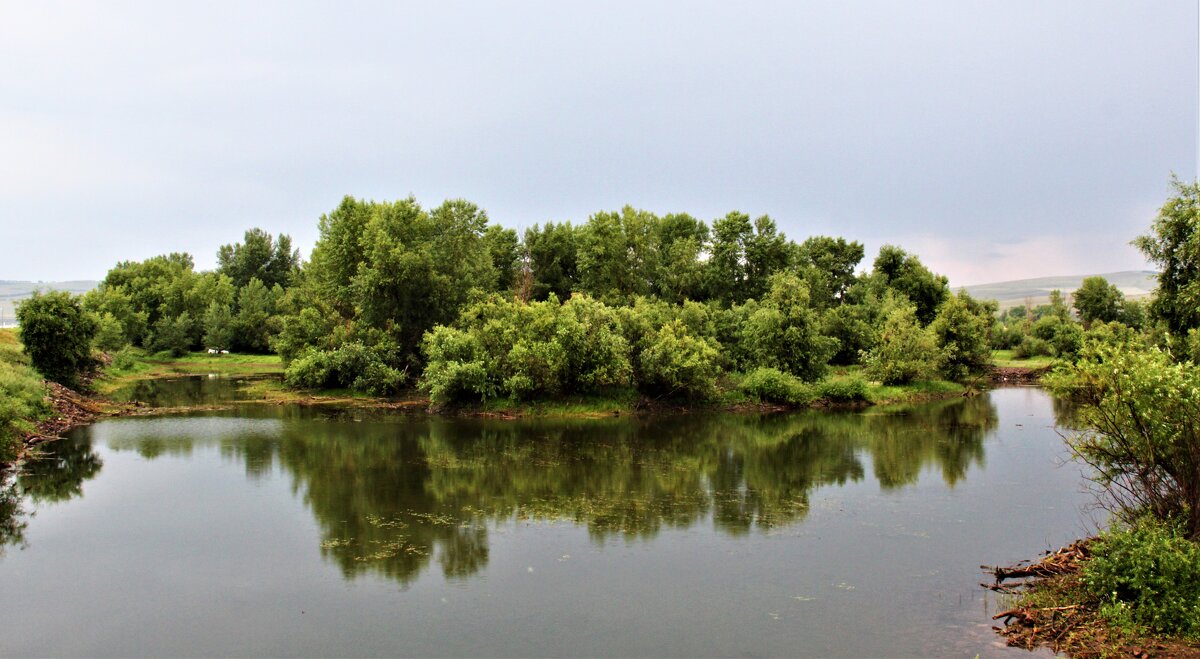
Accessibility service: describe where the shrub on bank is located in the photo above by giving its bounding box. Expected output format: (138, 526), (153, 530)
(863, 301), (940, 385)
(16, 291), (98, 387)
(739, 367), (815, 405)
(817, 375), (869, 402)
(0, 332), (50, 464)
(285, 341), (405, 395)
(1082, 520), (1200, 638)
(420, 294), (633, 403)
(636, 320), (721, 399)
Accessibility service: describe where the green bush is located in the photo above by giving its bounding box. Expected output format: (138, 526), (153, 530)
(16, 291), (98, 387)
(930, 291), (992, 380)
(148, 312), (194, 357)
(420, 294), (633, 403)
(739, 367), (815, 405)
(738, 273), (836, 382)
(1013, 335), (1053, 359)
(285, 342), (405, 395)
(817, 376), (869, 402)
(1047, 340), (1200, 538)
(1030, 315), (1083, 359)
(863, 301), (940, 385)
(92, 311), (128, 352)
(420, 326), (493, 403)
(1082, 520), (1200, 638)
(637, 320), (721, 399)
(0, 332), (50, 464)
(110, 347), (139, 371)
(990, 321), (1024, 350)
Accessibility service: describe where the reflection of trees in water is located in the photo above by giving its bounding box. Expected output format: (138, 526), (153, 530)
(17, 433), (104, 503)
(0, 432), (104, 558)
(259, 396), (997, 585)
(16, 398), (996, 583)
(0, 476), (27, 557)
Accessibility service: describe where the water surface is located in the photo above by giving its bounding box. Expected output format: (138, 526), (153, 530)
(0, 388), (1092, 657)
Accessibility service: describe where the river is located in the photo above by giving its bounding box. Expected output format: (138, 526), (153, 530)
(0, 383), (1092, 657)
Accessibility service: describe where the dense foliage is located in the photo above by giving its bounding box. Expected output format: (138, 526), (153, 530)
(0, 330), (49, 465)
(864, 298), (940, 385)
(74, 193), (1001, 401)
(1047, 337), (1200, 539)
(420, 294), (632, 403)
(1135, 178), (1200, 339)
(16, 291), (97, 387)
(1082, 520), (1200, 638)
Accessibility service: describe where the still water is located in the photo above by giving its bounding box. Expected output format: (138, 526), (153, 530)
(0, 387), (1092, 657)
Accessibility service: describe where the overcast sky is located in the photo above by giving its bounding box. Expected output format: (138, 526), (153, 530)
(2, 1), (1195, 285)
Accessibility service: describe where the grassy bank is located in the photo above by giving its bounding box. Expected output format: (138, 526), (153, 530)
(991, 349), (1055, 370)
(992, 523), (1200, 656)
(96, 348), (283, 396)
(442, 369), (966, 418)
(98, 349), (970, 417)
(0, 328), (51, 466)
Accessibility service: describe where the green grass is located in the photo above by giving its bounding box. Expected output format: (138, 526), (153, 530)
(0, 328), (51, 465)
(991, 349), (1056, 369)
(98, 348), (283, 395)
(865, 379), (965, 404)
(822, 366), (965, 406)
(93, 346), (973, 417)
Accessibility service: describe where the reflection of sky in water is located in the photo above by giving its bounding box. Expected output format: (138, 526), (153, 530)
(0, 388), (1088, 657)
(98, 416), (284, 444)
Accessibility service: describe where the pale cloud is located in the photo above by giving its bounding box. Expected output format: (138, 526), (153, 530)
(0, 1), (1194, 281)
(901, 232), (1151, 287)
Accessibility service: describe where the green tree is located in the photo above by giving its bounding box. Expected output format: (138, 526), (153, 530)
(149, 312), (194, 357)
(707, 212), (793, 305)
(1073, 276), (1124, 327)
(930, 291), (993, 380)
(576, 206), (660, 304)
(16, 291), (98, 387)
(869, 245), (949, 324)
(707, 211), (753, 305)
(1047, 340), (1200, 539)
(1134, 178), (1200, 337)
(202, 301), (235, 351)
(864, 298), (941, 385)
(795, 236), (864, 308)
(481, 225), (521, 293)
(91, 312), (128, 352)
(653, 213), (709, 303)
(231, 278), (280, 353)
(739, 273), (836, 381)
(306, 196), (373, 315)
(292, 196), (499, 375)
(523, 221), (579, 302)
(217, 228), (300, 289)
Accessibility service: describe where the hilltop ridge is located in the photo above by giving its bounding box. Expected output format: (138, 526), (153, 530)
(956, 270), (1155, 309)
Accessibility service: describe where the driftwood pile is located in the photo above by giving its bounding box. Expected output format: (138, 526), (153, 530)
(989, 365), (1051, 385)
(23, 383), (110, 446)
(984, 539), (1091, 590)
(981, 541), (1094, 652)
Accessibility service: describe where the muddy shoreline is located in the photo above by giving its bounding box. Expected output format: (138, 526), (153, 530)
(986, 541), (1200, 657)
(6, 362), (1038, 471)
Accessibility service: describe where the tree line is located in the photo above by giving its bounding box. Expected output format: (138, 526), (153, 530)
(11, 188), (1183, 408)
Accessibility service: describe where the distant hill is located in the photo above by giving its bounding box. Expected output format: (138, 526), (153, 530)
(957, 271), (1157, 309)
(0, 280), (99, 327)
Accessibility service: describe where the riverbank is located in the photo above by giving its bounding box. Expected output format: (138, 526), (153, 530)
(99, 349), (979, 417)
(5, 340), (1050, 471)
(988, 540), (1200, 656)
